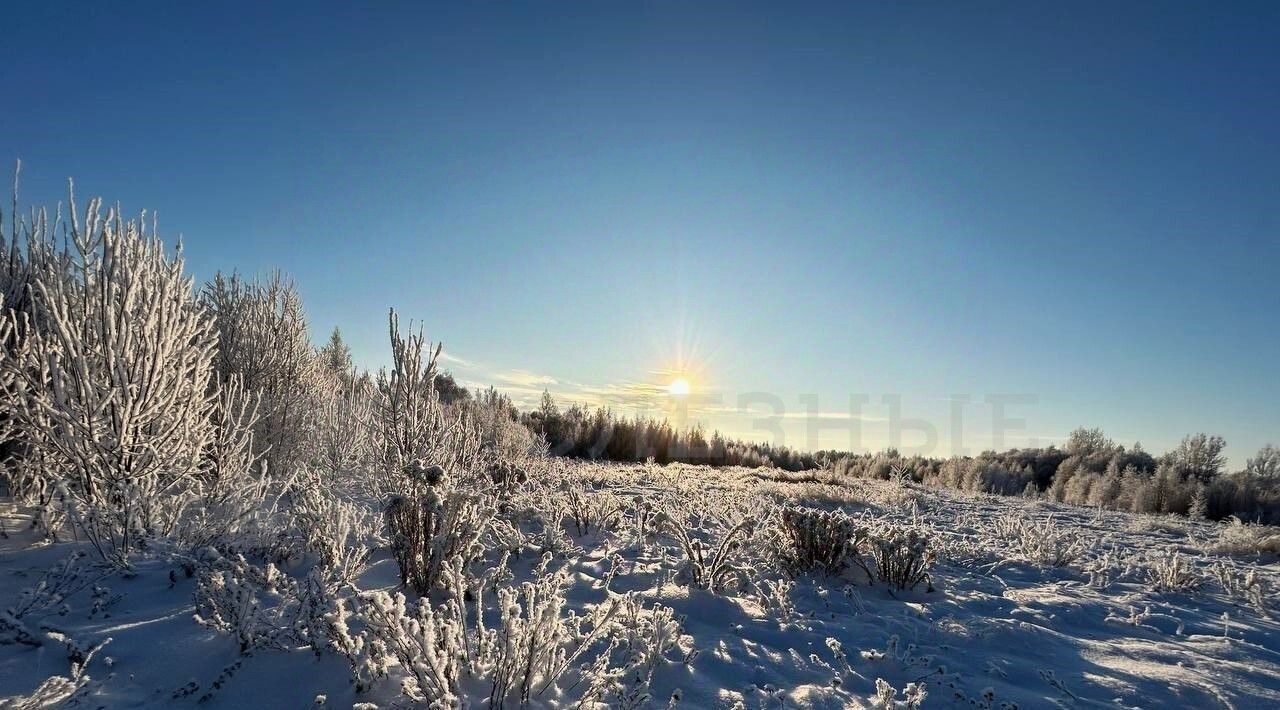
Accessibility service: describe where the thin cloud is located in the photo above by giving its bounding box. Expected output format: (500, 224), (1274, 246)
(493, 369), (559, 388)
(438, 351), (478, 369)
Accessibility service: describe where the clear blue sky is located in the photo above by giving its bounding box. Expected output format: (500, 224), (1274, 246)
(4, 2), (1277, 464)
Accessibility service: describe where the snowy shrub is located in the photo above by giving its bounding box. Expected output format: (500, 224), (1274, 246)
(173, 375), (273, 552)
(6, 551), (94, 623)
(486, 460), (529, 494)
(373, 309), (480, 498)
(1143, 552), (1202, 594)
(0, 636), (108, 709)
(481, 556), (623, 706)
(992, 514), (1091, 567)
(384, 462), (494, 594)
(869, 677), (928, 709)
(856, 521), (935, 592)
(1210, 517), (1280, 557)
(352, 554), (624, 707)
(661, 502), (759, 593)
(756, 578), (797, 622)
(1, 194), (218, 563)
(314, 372), (375, 477)
(613, 597), (696, 709)
(1104, 605), (1186, 635)
(291, 570), (358, 658)
(192, 558), (289, 653)
(778, 505), (863, 576)
(469, 387), (544, 462)
(561, 480), (623, 537)
(287, 476), (376, 585)
(625, 494), (659, 548)
(1210, 559), (1270, 616)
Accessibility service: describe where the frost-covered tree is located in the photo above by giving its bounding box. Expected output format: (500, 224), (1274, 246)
(1245, 444), (1280, 479)
(1167, 433), (1227, 483)
(318, 327), (353, 379)
(466, 387), (542, 461)
(203, 271), (319, 475)
(1066, 427), (1114, 457)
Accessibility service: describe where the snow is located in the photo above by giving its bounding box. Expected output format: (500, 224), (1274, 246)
(2, 462), (1278, 709)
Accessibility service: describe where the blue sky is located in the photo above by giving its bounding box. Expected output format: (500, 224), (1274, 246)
(3, 2), (1277, 464)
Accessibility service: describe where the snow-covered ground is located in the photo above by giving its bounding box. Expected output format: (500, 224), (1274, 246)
(2, 462), (1278, 709)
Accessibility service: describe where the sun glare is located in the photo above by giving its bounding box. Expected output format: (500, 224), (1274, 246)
(668, 377), (691, 397)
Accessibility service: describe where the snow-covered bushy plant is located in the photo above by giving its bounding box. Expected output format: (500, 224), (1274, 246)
(1210, 517), (1280, 557)
(869, 677), (928, 709)
(757, 578), (797, 622)
(174, 374), (272, 552)
(314, 371), (376, 477)
(286, 472), (377, 585)
(485, 460), (529, 494)
(992, 514), (1091, 567)
(856, 521), (935, 592)
(0, 636), (109, 709)
(291, 569), (358, 658)
(385, 462), (494, 594)
(778, 505), (863, 576)
(613, 597), (697, 709)
(0, 551), (97, 648)
(481, 554), (624, 706)
(351, 554), (625, 707)
(661, 500), (759, 593)
(6, 551), (94, 621)
(192, 556), (290, 653)
(561, 479), (623, 537)
(1211, 559), (1270, 616)
(373, 309), (480, 498)
(1, 192), (218, 563)
(1143, 551), (1202, 594)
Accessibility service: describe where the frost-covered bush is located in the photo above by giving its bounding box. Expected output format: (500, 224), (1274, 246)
(291, 570), (358, 658)
(992, 514), (1091, 567)
(373, 309), (480, 497)
(561, 480), (623, 537)
(287, 479), (377, 585)
(384, 462), (493, 594)
(661, 500), (759, 593)
(0, 635), (108, 708)
(351, 554), (624, 707)
(614, 597), (696, 709)
(856, 521), (935, 592)
(192, 561), (287, 653)
(1210, 559), (1270, 616)
(869, 677), (928, 709)
(1143, 551), (1202, 594)
(469, 387), (544, 462)
(486, 460), (529, 494)
(172, 375), (274, 553)
(1210, 517), (1280, 557)
(778, 505), (863, 576)
(314, 372), (375, 477)
(0, 193), (219, 564)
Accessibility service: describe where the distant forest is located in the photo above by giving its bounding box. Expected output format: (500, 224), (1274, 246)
(440, 376), (1279, 524)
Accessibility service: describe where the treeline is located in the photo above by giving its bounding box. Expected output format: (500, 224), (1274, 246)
(432, 384), (819, 471)
(527, 393), (819, 470)
(822, 429), (1280, 523)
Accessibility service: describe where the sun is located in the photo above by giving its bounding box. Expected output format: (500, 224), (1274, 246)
(667, 377), (691, 397)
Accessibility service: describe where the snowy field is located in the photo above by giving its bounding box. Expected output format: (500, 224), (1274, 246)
(2, 461), (1279, 709)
